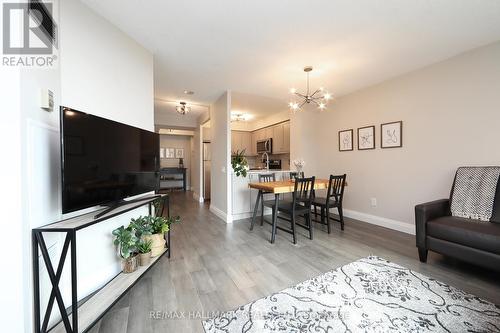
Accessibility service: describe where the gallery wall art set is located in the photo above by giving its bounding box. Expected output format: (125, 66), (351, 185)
(339, 121), (402, 152)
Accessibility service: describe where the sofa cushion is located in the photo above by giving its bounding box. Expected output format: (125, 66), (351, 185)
(427, 216), (500, 254)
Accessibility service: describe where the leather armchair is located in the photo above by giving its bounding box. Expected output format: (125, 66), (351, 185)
(415, 199), (450, 262)
(414, 167), (500, 271)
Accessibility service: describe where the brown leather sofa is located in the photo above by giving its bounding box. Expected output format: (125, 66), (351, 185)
(415, 172), (500, 272)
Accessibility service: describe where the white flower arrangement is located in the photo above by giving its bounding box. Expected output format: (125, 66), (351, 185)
(292, 159), (305, 173)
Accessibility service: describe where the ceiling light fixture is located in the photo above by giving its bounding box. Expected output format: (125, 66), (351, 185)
(176, 101), (191, 115)
(183, 90), (194, 95)
(288, 66), (332, 112)
(231, 112), (251, 122)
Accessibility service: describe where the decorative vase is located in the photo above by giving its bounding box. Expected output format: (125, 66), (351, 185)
(139, 252), (151, 266)
(143, 233), (166, 257)
(122, 254), (139, 273)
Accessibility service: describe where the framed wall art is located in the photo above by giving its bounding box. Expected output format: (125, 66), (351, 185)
(338, 129), (353, 151)
(381, 121), (403, 148)
(165, 148), (176, 158)
(175, 148), (185, 159)
(357, 126), (375, 150)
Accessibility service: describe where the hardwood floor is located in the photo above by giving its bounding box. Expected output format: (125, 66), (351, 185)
(91, 191), (500, 333)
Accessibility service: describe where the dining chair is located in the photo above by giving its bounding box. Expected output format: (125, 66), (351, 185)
(265, 176), (315, 244)
(311, 174), (347, 232)
(289, 171), (305, 180)
(258, 173), (276, 226)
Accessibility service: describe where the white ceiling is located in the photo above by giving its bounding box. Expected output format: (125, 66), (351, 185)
(154, 99), (208, 128)
(82, 0), (500, 107)
(232, 91), (288, 121)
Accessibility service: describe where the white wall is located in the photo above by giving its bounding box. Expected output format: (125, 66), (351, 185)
(15, 0), (155, 331)
(291, 41), (500, 234)
(60, 0), (154, 130)
(0, 66), (24, 332)
(159, 134), (192, 188)
(210, 91), (232, 222)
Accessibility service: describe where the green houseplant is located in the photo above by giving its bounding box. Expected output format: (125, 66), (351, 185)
(112, 226), (139, 273)
(138, 215), (180, 257)
(231, 149), (248, 177)
(137, 239), (153, 266)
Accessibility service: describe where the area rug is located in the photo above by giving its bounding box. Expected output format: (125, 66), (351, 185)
(202, 256), (500, 332)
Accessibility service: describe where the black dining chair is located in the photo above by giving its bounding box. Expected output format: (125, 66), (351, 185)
(264, 176), (315, 244)
(311, 174), (347, 232)
(258, 173), (276, 226)
(289, 171), (305, 180)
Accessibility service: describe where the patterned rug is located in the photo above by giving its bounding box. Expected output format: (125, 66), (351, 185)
(202, 256), (500, 332)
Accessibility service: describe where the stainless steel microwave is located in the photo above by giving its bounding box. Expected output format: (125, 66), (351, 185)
(257, 138), (272, 154)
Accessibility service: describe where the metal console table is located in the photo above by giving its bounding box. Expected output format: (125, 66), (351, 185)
(32, 193), (170, 333)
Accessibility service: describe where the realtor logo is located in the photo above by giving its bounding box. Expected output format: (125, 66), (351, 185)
(2, 1), (58, 67)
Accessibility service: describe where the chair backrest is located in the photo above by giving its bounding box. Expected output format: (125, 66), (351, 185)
(326, 174), (347, 205)
(293, 176), (315, 207)
(289, 171), (305, 180)
(258, 173), (275, 182)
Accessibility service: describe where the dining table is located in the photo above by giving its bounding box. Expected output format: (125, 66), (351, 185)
(248, 178), (343, 243)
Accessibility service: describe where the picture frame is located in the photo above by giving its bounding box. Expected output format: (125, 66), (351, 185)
(381, 121), (403, 148)
(159, 148), (165, 158)
(175, 148), (185, 159)
(165, 148), (175, 158)
(357, 125), (375, 150)
(338, 129), (353, 151)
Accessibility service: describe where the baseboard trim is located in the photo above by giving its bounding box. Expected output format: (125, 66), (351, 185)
(343, 209), (415, 235)
(193, 192), (204, 203)
(210, 205), (233, 223)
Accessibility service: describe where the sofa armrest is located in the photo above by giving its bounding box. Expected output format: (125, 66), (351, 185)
(415, 199), (450, 248)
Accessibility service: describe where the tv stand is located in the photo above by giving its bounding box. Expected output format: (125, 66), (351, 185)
(32, 193), (170, 333)
(94, 195), (162, 219)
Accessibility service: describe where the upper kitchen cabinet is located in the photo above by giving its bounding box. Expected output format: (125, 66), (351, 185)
(271, 121), (290, 154)
(231, 130), (253, 155)
(283, 121), (290, 152)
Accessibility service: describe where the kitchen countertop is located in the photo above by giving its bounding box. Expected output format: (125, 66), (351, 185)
(247, 169), (291, 174)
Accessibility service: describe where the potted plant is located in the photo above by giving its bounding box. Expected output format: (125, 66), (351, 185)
(232, 149), (248, 177)
(112, 226), (139, 273)
(137, 239), (153, 266)
(142, 215), (180, 257)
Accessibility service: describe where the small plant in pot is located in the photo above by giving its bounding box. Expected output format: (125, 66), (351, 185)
(112, 226), (139, 273)
(137, 239), (153, 266)
(141, 215), (181, 257)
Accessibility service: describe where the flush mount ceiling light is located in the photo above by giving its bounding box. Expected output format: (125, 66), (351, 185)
(288, 66), (333, 112)
(183, 90), (194, 95)
(231, 112), (251, 122)
(176, 101), (191, 115)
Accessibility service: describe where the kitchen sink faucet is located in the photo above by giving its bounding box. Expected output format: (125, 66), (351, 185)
(262, 152), (269, 170)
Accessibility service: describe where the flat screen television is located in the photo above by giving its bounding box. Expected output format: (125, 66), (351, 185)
(61, 107), (159, 214)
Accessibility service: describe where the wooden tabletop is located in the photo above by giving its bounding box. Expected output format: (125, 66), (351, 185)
(248, 179), (334, 194)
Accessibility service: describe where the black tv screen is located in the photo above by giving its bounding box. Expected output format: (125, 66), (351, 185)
(61, 107), (159, 214)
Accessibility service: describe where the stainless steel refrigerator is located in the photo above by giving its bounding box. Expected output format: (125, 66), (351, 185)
(203, 142), (211, 200)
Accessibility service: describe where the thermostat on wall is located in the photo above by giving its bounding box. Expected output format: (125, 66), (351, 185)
(40, 88), (54, 112)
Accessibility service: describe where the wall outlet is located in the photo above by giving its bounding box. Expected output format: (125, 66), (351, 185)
(370, 197), (377, 207)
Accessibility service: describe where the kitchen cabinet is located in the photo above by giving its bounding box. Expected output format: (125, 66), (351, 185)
(283, 122), (290, 153)
(273, 124), (284, 153)
(250, 132), (257, 155)
(269, 121), (290, 154)
(231, 131), (252, 155)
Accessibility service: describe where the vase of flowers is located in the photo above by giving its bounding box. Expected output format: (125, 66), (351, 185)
(292, 158), (305, 174)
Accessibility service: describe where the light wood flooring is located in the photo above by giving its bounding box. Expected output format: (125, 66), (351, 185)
(89, 191), (500, 333)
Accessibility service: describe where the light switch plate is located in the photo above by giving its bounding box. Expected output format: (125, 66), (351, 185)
(40, 88), (54, 112)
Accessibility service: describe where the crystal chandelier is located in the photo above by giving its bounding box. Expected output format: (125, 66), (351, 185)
(176, 101), (191, 115)
(231, 112), (251, 122)
(288, 66), (332, 112)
